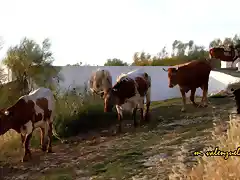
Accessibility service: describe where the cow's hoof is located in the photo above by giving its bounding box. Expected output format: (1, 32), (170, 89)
(181, 108), (186, 112)
(47, 149), (53, 153)
(41, 145), (47, 152)
(21, 155), (30, 162)
(144, 114), (150, 122)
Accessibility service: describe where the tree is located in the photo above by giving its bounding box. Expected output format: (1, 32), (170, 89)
(132, 52), (152, 66)
(0, 38), (7, 84)
(104, 58), (128, 66)
(3, 37), (62, 92)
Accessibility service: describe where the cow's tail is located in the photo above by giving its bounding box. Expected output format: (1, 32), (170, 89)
(52, 124), (67, 144)
(52, 93), (68, 144)
(144, 72), (151, 109)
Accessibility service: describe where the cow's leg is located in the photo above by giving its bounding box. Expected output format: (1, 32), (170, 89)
(21, 134), (26, 147)
(138, 98), (145, 125)
(116, 105), (123, 133)
(190, 88), (198, 107)
(47, 122), (53, 153)
(200, 85), (208, 107)
(40, 127), (47, 152)
(144, 88), (151, 122)
(180, 89), (186, 112)
(235, 96), (240, 114)
(21, 121), (34, 162)
(22, 133), (33, 162)
(132, 107), (138, 128)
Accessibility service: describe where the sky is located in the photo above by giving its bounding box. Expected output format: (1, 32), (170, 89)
(0, 0), (239, 66)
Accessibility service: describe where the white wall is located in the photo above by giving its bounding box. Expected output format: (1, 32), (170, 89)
(221, 60), (240, 71)
(56, 66), (240, 101)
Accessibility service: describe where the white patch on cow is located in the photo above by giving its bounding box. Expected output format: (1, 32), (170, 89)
(34, 120), (45, 129)
(116, 105), (123, 117)
(118, 92), (144, 113)
(116, 68), (145, 83)
(224, 51), (231, 56)
(235, 49), (238, 58)
(20, 121), (33, 136)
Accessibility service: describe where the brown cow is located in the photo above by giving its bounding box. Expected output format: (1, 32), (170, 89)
(163, 59), (212, 112)
(0, 87), (62, 162)
(103, 69), (151, 133)
(209, 45), (240, 68)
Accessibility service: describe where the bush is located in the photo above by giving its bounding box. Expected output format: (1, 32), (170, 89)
(54, 89), (119, 138)
(169, 114), (240, 179)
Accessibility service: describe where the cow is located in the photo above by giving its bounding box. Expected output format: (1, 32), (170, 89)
(103, 69), (151, 133)
(163, 59), (212, 112)
(0, 87), (61, 162)
(89, 69), (112, 97)
(225, 81), (240, 114)
(209, 45), (240, 68)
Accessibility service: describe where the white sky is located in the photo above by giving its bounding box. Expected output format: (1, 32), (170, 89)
(0, 0), (239, 66)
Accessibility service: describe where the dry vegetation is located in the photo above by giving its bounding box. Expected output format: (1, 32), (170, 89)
(172, 113), (240, 180)
(0, 84), (239, 180)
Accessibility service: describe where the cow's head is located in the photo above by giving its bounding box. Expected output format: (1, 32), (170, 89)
(163, 67), (178, 88)
(89, 69), (112, 98)
(0, 108), (14, 135)
(103, 88), (119, 112)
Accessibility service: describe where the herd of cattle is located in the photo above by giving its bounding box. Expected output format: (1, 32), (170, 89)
(1, 57), (240, 163)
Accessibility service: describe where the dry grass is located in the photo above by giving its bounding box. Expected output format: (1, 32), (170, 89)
(169, 113), (240, 180)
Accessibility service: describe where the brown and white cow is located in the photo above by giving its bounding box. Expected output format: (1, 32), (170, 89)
(89, 69), (112, 97)
(103, 69), (151, 133)
(209, 45), (240, 68)
(0, 87), (59, 162)
(163, 59), (212, 112)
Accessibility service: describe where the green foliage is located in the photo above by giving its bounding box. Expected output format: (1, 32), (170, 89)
(104, 58), (128, 66)
(53, 88), (119, 138)
(2, 37), (61, 90)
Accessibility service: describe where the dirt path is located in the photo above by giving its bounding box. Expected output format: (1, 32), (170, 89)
(0, 97), (235, 180)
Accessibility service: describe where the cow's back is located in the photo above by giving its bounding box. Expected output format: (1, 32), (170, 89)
(27, 87), (55, 111)
(177, 60), (212, 88)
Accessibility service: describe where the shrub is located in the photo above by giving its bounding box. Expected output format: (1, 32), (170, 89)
(54, 89), (118, 138)
(168, 114), (240, 179)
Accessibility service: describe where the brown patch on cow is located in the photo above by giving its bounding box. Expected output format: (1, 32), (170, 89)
(0, 98), (36, 134)
(111, 79), (136, 105)
(36, 98), (52, 121)
(134, 77), (149, 97)
(169, 60), (212, 90)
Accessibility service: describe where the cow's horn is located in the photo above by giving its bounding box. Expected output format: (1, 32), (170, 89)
(162, 68), (168, 72)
